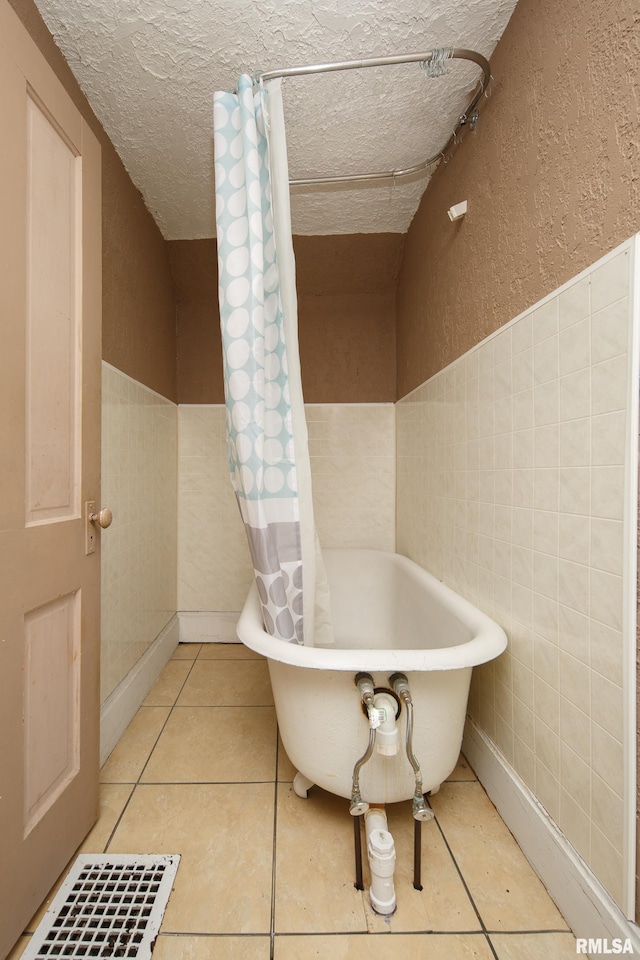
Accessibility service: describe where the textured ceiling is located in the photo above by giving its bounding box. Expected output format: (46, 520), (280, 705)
(33, 0), (518, 238)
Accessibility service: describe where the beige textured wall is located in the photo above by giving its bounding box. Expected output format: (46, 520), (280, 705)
(396, 0), (639, 399)
(171, 234), (402, 404)
(9, 0), (177, 402)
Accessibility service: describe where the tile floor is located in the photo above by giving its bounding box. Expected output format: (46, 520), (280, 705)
(10, 643), (579, 959)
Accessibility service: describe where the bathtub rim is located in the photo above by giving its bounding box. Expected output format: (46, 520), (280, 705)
(236, 549), (507, 672)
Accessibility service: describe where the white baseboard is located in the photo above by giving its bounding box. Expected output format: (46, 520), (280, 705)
(100, 615), (179, 766)
(462, 718), (640, 950)
(177, 611), (240, 643)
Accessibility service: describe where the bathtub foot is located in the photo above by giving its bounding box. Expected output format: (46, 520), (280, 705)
(293, 772), (314, 798)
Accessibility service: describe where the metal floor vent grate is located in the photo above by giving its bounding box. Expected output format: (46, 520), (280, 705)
(23, 854), (180, 959)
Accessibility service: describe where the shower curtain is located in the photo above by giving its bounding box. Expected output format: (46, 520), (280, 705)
(213, 75), (332, 646)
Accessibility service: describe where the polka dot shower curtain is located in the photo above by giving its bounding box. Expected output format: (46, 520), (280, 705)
(213, 76), (333, 647)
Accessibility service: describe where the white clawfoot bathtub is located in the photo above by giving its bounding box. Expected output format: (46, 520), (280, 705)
(237, 549), (507, 804)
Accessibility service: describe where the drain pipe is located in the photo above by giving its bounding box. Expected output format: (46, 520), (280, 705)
(351, 675), (398, 913)
(372, 691), (400, 757)
(364, 806), (397, 915)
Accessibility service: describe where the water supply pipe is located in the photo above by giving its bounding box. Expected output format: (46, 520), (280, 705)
(350, 673), (377, 817)
(390, 672), (434, 890)
(390, 673), (433, 821)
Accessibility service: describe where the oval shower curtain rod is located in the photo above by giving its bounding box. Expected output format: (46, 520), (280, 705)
(251, 48), (491, 187)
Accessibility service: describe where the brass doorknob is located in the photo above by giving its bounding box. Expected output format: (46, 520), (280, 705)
(90, 507), (113, 529)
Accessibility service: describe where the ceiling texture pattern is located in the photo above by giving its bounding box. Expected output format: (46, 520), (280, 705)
(34, 0), (518, 238)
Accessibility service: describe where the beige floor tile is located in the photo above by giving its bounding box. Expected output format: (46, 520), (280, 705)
(274, 784), (368, 933)
(177, 660), (274, 707)
(274, 933), (495, 959)
(446, 754), (477, 782)
(199, 642), (263, 660)
(79, 783), (134, 853)
(363, 803), (481, 933)
(107, 783), (274, 934)
(100, 707), (171, 783)
(141, 707), (277, 783)
(143, 660), (193, 706)
(430, 782), (568, 931)
(172, 642), (203, 659)
(491, 932), (578, 959)
(152, 934), (271, 958)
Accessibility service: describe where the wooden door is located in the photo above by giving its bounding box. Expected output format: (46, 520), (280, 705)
(0, 2), (102, 955)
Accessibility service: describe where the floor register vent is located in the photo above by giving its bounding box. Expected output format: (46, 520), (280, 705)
(22, 854), (180, 959)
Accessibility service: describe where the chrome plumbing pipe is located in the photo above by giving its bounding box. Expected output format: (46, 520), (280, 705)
(390, 672), (433, 891)
(350, 673), (377, 816)
(390, 673), (432, 821)
(350, 726), (376, 816)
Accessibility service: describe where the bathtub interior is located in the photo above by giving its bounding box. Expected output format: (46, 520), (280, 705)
(321, 549), (473, 651)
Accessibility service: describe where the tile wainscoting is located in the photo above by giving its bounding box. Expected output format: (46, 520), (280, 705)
(101, 363), (178, 703)
(177, 403), (396, 612)
(397, 241), (638, 912)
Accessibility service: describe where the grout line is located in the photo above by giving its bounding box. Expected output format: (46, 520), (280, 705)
(487, 927), (574, 937)
(157, 928), (551, 939)
(427, 797), (500, 960)
(119, 779), (282, 786)
(270, 729), (280, 960)
(484, 929), (573, 935)
(144, 703), (277, 708)
(103, 656), (200, 852)
(157, 931), (271, 939)
(153, 928), (573, 938)
(147, 702), (276, 708)
(271, 929), (492, 938)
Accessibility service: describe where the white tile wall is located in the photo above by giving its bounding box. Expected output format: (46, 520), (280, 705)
(177, 403), (396, 612)
(306, 404), (396, 551)
(396, 246), (635, 908)
(101, 364), (177, 704)
(178, 405), (252, 612)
